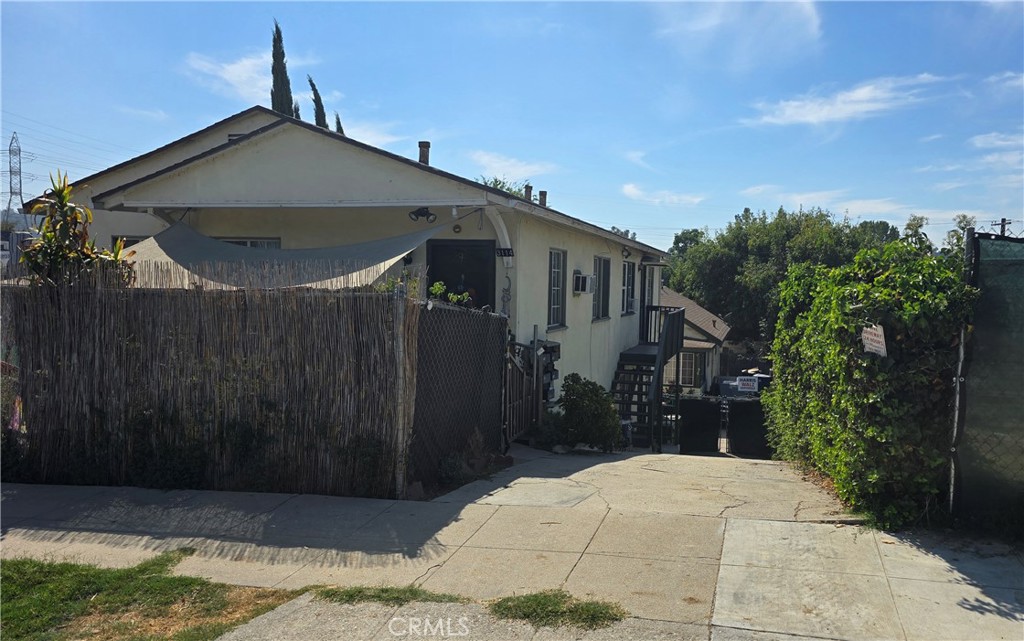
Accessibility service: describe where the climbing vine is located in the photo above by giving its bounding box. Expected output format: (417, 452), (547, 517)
(763, 240), (977, 527)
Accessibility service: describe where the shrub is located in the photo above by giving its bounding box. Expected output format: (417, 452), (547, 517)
(21, 171), (135, 287)
(763, 240), (977, 527)
(557, 374), (620, 452)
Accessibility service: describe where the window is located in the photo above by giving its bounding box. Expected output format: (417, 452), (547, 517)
(215, 237), (282, 249)
(679, 352), (697, 387)
(621, 261), (636, 314)
(548, 249), (567, 328)
(592, 256), (611, 320)
(112, 235), (149, 248)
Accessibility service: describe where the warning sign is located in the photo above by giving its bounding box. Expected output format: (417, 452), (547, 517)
(861, 324), (887, 357)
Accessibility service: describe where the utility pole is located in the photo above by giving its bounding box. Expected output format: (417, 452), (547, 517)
(989, 218), (1010, 235)
(6, 132), (24, 228)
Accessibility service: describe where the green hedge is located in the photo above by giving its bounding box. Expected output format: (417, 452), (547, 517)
(763, 241), (976, 527)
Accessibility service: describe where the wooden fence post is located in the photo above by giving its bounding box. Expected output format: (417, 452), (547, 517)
(394, 286), (408, 499)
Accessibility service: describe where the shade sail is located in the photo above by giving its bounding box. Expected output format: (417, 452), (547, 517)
(128, 221), (444, 289)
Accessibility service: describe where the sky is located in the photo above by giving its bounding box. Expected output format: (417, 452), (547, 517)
(2, 1), (1022, 250)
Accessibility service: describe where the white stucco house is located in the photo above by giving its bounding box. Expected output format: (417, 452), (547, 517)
(55, 106), (671, 393)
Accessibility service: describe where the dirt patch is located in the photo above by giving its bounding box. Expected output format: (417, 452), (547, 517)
(62, 586), (295, 641)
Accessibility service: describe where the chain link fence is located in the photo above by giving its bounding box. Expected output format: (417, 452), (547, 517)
(953, 229), (1024, 528)
(408, 301), (507, 486)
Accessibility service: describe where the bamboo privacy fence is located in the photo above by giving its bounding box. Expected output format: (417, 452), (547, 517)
(2, 261), (427, 498)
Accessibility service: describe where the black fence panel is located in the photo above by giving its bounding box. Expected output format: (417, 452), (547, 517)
(954, 232), (1024, 527)
(728, 399), (771, 459)
(409, 302), (507, 485)
(676, 398), (721, 453)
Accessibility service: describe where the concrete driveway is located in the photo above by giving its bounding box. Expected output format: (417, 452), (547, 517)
(2, 446), (1021, 640)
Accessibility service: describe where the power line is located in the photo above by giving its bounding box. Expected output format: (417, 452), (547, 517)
(1, 109), (146, 155)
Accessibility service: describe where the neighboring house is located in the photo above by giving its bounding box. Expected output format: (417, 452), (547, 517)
(36, 106), (669, 395)
(657, 287), (731, 393)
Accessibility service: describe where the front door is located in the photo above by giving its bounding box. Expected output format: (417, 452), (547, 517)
(426, 240), (496, 309)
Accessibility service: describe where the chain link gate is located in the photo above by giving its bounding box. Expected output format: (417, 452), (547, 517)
(951, 229), (1024, 528)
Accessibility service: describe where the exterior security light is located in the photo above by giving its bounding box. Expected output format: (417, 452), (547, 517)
(408, 207), (437, 224)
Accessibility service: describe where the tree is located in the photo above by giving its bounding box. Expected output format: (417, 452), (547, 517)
(610, 227), (637, 240)
(21, 171), (134, 287)
(476, 176), (536, 201)
(943, 213), (976, 256)
(666, 207), (905, 340)
(270, 20), (294, 116)
(308, 75), (328, 129)
(902, 214), (932, 251)
(292, 100), (301, 120)
(334, 111), (345, 135)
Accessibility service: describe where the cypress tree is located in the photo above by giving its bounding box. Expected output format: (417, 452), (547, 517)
(308, 75), (328, 128)
(334, 112), (345, 135)
(270, 20), (294, 115)
(293, 100), (301, 119)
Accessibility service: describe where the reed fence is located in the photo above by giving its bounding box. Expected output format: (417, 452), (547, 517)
(0, 262), (507, 498)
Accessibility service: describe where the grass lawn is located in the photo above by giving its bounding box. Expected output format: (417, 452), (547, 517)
(2, 550), (629, 639)
(489, 589), (627, 630)
(0, 549), (297, 641)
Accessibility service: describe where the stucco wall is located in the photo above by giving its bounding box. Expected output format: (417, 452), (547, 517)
(509, 212), (658, 391)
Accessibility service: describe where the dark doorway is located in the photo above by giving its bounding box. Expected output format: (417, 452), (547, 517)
(426, 240), (496, 309)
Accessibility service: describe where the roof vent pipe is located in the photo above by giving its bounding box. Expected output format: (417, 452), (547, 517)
(539, 190), (547, 207)
(418, 141), (430, 165)
(524, 185), (533, 201)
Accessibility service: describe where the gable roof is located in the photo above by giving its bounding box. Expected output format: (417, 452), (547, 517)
(78, 105), (668, 259)
(659, 286), (730, 343)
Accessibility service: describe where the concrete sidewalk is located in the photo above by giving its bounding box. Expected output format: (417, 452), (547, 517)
(2, 446), (1022, 640)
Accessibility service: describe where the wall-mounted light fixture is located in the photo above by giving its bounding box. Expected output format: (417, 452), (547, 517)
(622, 246), (632, 259)
(408, 207), (437, 224)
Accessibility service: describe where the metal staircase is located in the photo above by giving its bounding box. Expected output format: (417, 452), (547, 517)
(612, 307), (686, 451)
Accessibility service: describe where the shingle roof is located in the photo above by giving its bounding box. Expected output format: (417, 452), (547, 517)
(81, 105), (669, 260)
(659, 287), (730, 343)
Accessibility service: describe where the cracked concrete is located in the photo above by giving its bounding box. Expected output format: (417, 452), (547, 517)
(3, 446), (1020, 640)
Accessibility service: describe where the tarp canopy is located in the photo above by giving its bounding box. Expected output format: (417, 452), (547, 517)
(128, 221), (444, 289)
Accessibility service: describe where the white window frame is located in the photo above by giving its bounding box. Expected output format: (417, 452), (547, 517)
(214, 237), (282, 249)
(679, 352), (697, 387)
(112, 235), (149, 248)
(592, 256), (611, 320)
(621, 260), (636, 314)
(548, 249), (567, 328)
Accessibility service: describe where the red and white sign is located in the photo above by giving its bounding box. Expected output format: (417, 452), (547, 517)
(862, 324), (887, 357)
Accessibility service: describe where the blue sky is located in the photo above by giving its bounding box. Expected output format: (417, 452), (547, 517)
(2, 1), (1022, 249)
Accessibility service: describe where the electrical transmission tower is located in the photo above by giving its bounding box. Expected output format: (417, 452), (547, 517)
(6, 132), (25, 228)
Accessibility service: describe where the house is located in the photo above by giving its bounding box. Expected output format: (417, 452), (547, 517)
(46, 106), (670, 396)
(657, 287), (731, 393)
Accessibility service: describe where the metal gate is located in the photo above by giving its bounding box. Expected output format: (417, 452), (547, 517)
(502, 341), (537, 451)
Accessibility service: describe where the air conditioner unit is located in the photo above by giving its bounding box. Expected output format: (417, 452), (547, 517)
(572, 271), (595, 295)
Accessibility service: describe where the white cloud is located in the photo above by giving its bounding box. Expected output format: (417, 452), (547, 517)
(655, 2), (820, 72)
(744, 74), (946, 126)
(625, 150), (654, 170)
(969, 131), (1022, 148)
(933, 181), (969, 192)
(185, 50), (320, 104)
(919, 134), (943, 143)
(621, 183), (703, 206)
(345, 121), (405, 147)
(116, 106), (169, 121)
(740, 184), (846, 210)
(980, 150), (1024, 170)
(740, 184), (779, 196)
(469, 151), (557, 181)
(985, 71), (1024, 90)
